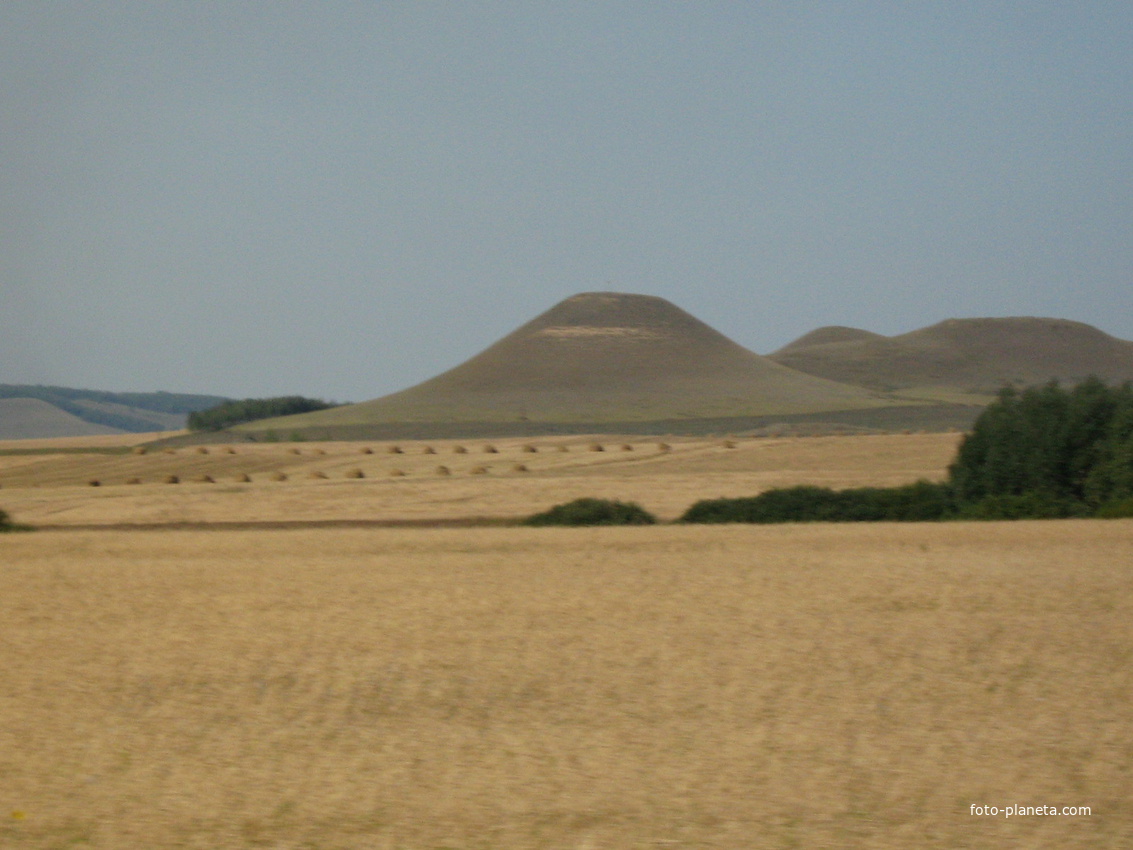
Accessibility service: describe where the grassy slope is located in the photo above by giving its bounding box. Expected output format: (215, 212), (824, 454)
(771, 317), (1133, 397)
(0, 398), (124, 439)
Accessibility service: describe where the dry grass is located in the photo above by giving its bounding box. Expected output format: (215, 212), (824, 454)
(2, 523), (1131, 849)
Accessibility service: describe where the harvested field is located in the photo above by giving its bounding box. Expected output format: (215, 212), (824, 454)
(0, 433), (960, 527)
(2, 522), (1131, 849)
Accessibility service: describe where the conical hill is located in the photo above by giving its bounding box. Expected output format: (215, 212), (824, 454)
(255, 292), (895, 430)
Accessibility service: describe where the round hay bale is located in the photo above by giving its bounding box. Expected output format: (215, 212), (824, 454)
(469, 466), (489, 475)
(163, 448), (177, 455)
(223, 446), (237, 454)
(344, 468), (365, 479)
(558, 445), (570, 452)
(125, 477), (142, 485)
(288, 447), (302, 455)
(191, 474), (215, 483)
(620, 443), (634, 451)
(589, 443), (605, 452)
(512, 463), (528, 473)
(360, 447), (374, 454)
(234, 473), (252, 483)
(313, 448), (326, 456)
(132, 447), (147, 455)
(482, 444), (498, 454)
(657, 442), (671, 452)
(721, 439), (736, 449)
(453, 445), (468, 454)
(423, 446), (436, 454)
(195, 446), (209, 454)
(269, 472), (288, 482)
(389, 469), (407, 477)
(435, 465), (451, 476)
(307, 471), (328, 480)
(522, 444), (538, 453)
(88, 479), (101, 487)
(163, 474), (180, 484)
(387, 445), (403, 454)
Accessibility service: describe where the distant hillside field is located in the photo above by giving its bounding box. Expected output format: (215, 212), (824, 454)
(0, 385), (228, 438)
(771, 317), (1133, 399)
(0, 398), (124, 440)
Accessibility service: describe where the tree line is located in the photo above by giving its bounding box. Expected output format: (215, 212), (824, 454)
(187, 396), (338, 431)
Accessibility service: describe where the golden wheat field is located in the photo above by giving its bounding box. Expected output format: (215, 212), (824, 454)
(2, 433), (1132, 849)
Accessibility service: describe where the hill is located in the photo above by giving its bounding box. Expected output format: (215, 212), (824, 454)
(0, 397), (124, 440)
(241, 292), (910, 437)
(0, 385), (228, 436)
(770, 317), (1133, 399)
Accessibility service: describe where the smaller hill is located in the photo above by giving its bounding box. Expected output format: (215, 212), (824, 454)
(770, 317), (1133, 397)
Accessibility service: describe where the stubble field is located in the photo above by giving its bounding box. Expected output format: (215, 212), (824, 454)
(2, 432), (1131, 848)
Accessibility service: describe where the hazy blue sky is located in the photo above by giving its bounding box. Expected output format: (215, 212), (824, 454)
(3, 2), (1131, 401)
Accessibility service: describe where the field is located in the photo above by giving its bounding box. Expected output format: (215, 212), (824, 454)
(2, 433), (1132, 848)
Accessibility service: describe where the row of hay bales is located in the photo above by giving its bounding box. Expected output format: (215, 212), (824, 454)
(82, 463), (554, 486)
(134, 441), (688, 456)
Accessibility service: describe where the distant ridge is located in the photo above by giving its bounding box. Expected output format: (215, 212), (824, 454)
(771, 317), (1133, 395)
(246, 292), (901, 433)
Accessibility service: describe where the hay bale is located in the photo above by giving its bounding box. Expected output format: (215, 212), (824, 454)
(195, 446), (209, 454)
(360, 447), (374, 454)
(522, 444), (538, 453)
(423, 446), (436, 454)
(512, 463), (528, 473)
(435, 465), (451, 476)
(288, 447), (302, 455)
(191, 474), (215, 483)
(132, 447), (147, 455)
(269, 472), (288, 482)
(589, 443), (605, 452)
(234, 473), (252, 483)
(163, 448), (177, 455)
(620, 443), (634, 451)
(482, 444), (498, 454)
(469, 466), (489, 475)
(314, 448), (327, 456)
(387, 445), (403, 454)
(344, 468), (365, 479)
(453, 445), (468, 454)
(657, 442), (671, 452)
(125, 477), (142, 485)
(558, 445), (570, 452)
(307, 471), (328, 479)
(163, 474), (180, 484)
(223, 446), (237, 454)
(88, 479), (101, 487)
(389, 469), (407, 477)
(721, 439), (737, 449)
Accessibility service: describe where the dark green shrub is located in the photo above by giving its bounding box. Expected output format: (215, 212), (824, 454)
(0, 507), (32, 533)
(524, 498), (657, 527)
(680, 481), (956, 524)
(955, 492), (1090, 520)
(1092, 497), (1133, 519)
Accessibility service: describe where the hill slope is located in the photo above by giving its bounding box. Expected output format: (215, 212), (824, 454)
(770, 317), (1133, 396)
(0, 385), (228, 435)
(0, 398), (124, 440)
(249, 293), (901, 432)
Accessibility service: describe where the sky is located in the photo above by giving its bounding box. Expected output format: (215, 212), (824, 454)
(3, 1), (1131, 402)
